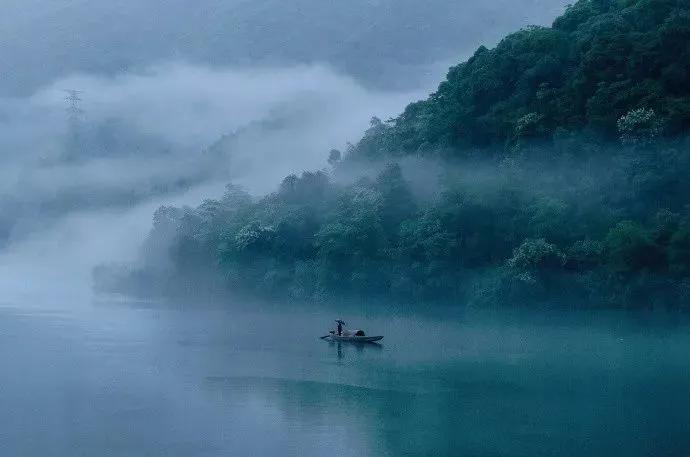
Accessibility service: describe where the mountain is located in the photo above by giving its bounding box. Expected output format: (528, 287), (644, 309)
(349, 0), (690, 157)
(99, 0), (690, 309)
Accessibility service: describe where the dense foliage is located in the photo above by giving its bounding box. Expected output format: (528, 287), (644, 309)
(96, 0), (690, 308)
(351, 0), (690, 157)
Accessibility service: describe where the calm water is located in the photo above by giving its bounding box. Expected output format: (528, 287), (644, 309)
(1, 300), (689, 456)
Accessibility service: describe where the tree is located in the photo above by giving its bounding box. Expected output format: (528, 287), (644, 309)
(565, 240), (603, 271)
(375, 163), (417, 236)
(234, 221), (276, 253)
(508, 239), (564, 273)
(327, 149), (341, 166)
(505, 238), (565, 298)
(604, 221), (664, 272)
(617, 108), (662, 146)
(669, 219), (690, 275)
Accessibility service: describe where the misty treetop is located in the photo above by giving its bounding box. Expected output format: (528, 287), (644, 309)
(97, 140), (690, 308)
(96, 0), (690, 308)
(349, 0), (690, 158)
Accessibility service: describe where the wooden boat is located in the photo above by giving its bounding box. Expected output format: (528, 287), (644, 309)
(322, 331), (383, 343)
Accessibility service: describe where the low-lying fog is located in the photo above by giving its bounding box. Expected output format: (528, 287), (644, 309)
(2, 3), (688, 455)
(0, 0), (571, 305)
(0, 62), (433, 306)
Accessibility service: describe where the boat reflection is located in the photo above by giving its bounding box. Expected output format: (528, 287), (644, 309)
(329, 340), (383, 360)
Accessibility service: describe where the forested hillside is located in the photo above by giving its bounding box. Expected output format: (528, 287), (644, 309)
(351, 0), (690, 156)
(98, 0), (690, 308)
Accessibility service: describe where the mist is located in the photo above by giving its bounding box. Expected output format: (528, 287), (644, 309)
(0, 0), (570, 96)
(4, 1), (689, 456)
(0, 63), (430, 298)
(0, 0), (572, 300)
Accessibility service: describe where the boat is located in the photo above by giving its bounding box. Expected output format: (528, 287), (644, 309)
(324, 333), (383, 343)
(322, 320), (383, 343)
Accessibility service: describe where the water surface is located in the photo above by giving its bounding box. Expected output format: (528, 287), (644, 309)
(1, 300), (689, 456)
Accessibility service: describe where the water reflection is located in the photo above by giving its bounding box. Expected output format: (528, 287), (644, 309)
(2, 303), (690, 457)
(328, 341), (383, 361)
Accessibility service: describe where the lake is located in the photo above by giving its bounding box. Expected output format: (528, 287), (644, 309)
(1, 299), (689, 456)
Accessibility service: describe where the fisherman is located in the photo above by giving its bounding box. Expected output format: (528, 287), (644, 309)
(336, 319), (344, 336)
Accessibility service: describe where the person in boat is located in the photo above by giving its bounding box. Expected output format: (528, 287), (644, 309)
(336, 319), (345, 336)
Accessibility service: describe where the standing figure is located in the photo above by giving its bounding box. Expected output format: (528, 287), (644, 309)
(335, 319), (345, 336)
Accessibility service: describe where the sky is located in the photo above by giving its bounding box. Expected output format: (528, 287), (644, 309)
(0, 0), (569, 95)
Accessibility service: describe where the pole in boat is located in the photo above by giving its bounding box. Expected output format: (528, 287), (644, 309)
(335, 319), (346, 336)
(320, 319), (346, 339)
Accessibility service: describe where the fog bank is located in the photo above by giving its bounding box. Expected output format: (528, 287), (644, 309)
(0, 63), (430, 304)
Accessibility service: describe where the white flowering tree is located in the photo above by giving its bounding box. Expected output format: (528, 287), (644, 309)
(617, 108), (662, 146)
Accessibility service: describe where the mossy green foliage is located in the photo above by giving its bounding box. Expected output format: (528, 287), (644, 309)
(350, 0), (690, 157)
(110, 0), (690, 308)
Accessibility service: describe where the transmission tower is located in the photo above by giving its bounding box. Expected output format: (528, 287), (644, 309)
(64, 89), (84, 121)
(63, 89), (85, 160)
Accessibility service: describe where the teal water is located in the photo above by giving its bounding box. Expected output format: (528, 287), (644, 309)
(1, 301), (689, 456)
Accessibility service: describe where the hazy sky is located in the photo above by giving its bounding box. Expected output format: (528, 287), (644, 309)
(0, 0), (570, 95)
